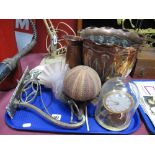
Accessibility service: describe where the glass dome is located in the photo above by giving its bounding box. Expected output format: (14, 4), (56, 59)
(95, 77), (140, 131)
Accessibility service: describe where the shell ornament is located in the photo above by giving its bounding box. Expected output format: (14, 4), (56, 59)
(30, 59), (69, 100)
(63, 65), (101, 101)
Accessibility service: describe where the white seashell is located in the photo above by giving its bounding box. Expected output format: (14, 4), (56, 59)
(31, 59), (69, 100)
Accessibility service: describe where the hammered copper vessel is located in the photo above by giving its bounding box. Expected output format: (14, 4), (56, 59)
(80, 27), (143, 83)
(64, 35), (83, 68)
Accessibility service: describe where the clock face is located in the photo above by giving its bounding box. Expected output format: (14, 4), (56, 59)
(104, 91), (133, 113)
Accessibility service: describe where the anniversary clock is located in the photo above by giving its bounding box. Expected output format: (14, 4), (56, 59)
(95, 77), (140, 131)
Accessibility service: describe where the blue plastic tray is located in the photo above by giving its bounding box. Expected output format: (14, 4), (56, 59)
(133, 80), (155, 134)
(5, 86), (140, 134)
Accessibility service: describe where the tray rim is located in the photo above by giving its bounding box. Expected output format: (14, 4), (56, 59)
(4, 109), (141, 135)
(133, 79), (155, 134)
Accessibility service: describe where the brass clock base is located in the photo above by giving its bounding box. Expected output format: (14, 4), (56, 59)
(95, 114), (131, 132)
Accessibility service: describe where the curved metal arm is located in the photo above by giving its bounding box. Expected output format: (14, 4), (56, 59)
(6, 67), (86, 129)
(15, 101), (86, 129)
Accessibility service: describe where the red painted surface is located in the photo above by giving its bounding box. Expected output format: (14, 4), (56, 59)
(0, 19), (18, 62)
(0, 19), (77, 55)
(0, 19), (22, 90)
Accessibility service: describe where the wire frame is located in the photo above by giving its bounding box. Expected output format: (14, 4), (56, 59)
(43, 19), (76, 56)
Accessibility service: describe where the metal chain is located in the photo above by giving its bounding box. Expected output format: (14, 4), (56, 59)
(29, 19), (37, 40)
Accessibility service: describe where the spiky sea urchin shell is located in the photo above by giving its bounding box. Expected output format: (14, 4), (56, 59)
(63, 65), (101, 101)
